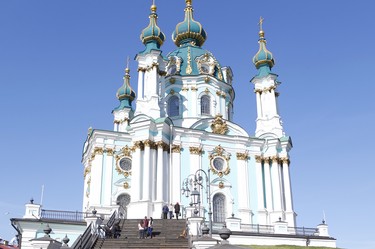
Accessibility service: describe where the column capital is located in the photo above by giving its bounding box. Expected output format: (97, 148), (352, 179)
(171, 144), (182, 153)
(255, 155), (263, 163)
(271, 156), (279, 163)
(280, 157), (290, 165)
(105, 148), (115, 156)
(236, 152), (249, 161)
(133, 141), (144, 150)
(189, 146), (203, 155)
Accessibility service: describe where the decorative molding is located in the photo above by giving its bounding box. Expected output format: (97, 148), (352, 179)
(93, 147), (104, 156)
(271, 156), (279, 164)
(83, 165), (91, 178)
(211, 114), (229, 135)
(280, 157), (290, 165)
(218, 181), (225, 189)
(191, 86), (198, 91)
(209, 145), (231, 177)
(186, 47), (192, 75)
(123, 182), (130, 189)
(255, 155), (263, 163)
(133, 141), (144, 150)
(182, 86), (189, 91)
(236, 152), (249, 161)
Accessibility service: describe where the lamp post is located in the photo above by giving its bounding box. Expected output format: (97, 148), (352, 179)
(194, 169), (212, 237)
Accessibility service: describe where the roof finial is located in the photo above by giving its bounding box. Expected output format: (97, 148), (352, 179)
(125, 56), (130, 74)
(258, 16), (265, 38)
(186, 0), (192, 7)
(151, 0), (157, 12)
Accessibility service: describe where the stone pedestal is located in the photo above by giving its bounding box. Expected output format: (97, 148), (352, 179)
(317, 222), (329, 236)
(273, 219), (288, 234)
(188, 217), (203, 237)
(225, 216), (241, 232)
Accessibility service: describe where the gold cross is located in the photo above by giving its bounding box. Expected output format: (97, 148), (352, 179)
(258, 16), (264, 31)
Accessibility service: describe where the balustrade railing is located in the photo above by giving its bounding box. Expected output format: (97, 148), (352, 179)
(40, 209), (111, 222)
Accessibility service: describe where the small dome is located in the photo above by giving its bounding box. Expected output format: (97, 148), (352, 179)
(252, 30), (275, 69)
(172, 0), (207, 47)
(140, 4), (165, 47)
(116, 68), (136, 109)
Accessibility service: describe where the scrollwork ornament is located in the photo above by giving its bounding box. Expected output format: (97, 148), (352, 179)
(211, 114), (229, 135)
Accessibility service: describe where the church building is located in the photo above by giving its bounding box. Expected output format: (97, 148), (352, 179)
(83, 0), (294, 229)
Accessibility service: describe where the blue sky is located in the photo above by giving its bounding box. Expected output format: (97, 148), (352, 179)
(0, 1), (374, 248)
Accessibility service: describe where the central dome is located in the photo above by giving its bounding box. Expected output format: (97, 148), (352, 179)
(172, 0), (207, 47)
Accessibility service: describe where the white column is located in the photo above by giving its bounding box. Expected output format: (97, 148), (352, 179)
(255, 91), (262, 117)
(255, 156), (266, 224)
(156, 142), (165, 202)
(143, 140), (152, 201)
(90, 148), (104, 206)
(271, 157), (282, 211)
(282, 158), (293, 211)
(263, 157), (273, 211)
(131, 142), (142, 202)
(103, 148), (114, 206)
(236, 153), (251, 223)
(191, 88), (197, 116)
(189, 147), (201, 175)
(137, 69), (144, 99)
(270, 89), (277, 116)
(171, 145), (181, 204)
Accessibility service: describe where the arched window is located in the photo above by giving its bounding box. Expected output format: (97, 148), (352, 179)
(168, 95), (179, 117)
(117, 194), (131, 219)
(201, 95), (210, 115)
(213, 193), (226, 223)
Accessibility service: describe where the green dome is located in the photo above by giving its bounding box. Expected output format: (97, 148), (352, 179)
(172, 0), (207, 47)
(115, 68), (136, 110)
(140, 4), (165, 48)
(252, 30), (275, 69)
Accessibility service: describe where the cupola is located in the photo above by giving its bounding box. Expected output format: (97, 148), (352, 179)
(140, 2), (165, 49)
(172, 0), (207, 47)
(252, 17), (275, 75)
(115, 67), (136, 110)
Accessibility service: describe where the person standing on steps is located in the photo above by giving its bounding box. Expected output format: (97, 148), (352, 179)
(174, 202), (180, 220)
(147, 217), (154, 238)
(162, 204), (169, 219)
(143, 216), (149, 238)
(138, 219), (144, 239)
(168, 203), (174, 219)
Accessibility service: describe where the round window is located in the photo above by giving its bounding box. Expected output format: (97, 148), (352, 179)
(212, 157), (226, 171)
(119, 157), (132, 172)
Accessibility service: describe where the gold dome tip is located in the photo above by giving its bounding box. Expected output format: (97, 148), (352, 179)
(150, 4), (157, 12)
(186, 0), (192, 6)
(259, 30), (265, 38)
(125, 67), (130, 74)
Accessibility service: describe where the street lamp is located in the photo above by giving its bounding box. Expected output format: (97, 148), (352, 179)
(191, 187), (200, 216)
(194, 169), (212, 237)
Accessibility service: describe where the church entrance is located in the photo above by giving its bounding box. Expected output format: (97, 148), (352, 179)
(117, 194), (131, 219)
(213, 193), (226, 223)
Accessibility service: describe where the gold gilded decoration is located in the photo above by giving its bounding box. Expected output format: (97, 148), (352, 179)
(236, 152), (249, 161)
(170, 89), (175, 95)
(94, 147), (104, 155)
(84, 165), (91, 178)
(133, 141), (143, 150)
(123, 182), (129, 189)
(171, 144), (182, 153)
(271, 156), (279, 164)
(255, 155), (263, 163)
(191, 86), (198, 91)
(204, 88), (210, 94)
(169, 77), (176, 84)
(186, 47), (192, 75)
(105, 148), (114, 156)
(121, 146), (132, 157)
(205, 76), (210, 83)
(209, 145), (231, 177)
(189, 146), (203, 155)
(280, 157), (290, 165)
(218, 181), (224, 189)
(143, 139), (155, 148)
(211, 114), (229, 135)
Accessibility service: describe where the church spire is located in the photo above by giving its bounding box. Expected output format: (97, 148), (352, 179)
(140, 0), (165, 50)
(172, 0), (207, 47)
(114, 58), (136, 110)
(252, 17), (275, 77)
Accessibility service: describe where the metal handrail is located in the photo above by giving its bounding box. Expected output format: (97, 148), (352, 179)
(40, 209), (111, 222)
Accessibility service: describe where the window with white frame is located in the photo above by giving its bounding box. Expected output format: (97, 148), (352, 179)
(213, 193), (226, 223)
(201, 95), (211, 115)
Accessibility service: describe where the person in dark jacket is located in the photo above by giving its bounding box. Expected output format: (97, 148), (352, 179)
(174, 202), (180, 220)
(162, 204), (169, 219)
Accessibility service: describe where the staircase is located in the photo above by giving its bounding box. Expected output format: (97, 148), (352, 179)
(93, 218), (189, 249)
